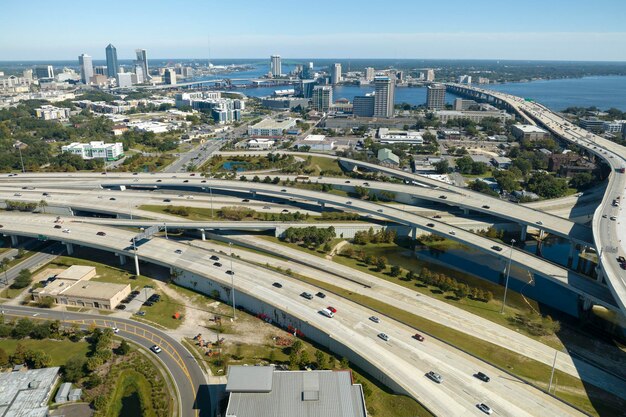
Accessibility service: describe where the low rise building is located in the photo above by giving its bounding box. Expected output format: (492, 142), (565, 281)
(300, 134), (335, 151)
(492, 156), (512, 169)
(224, 366), (367, 417)
(578, 117), (605, 133)
(377, 128), (423, 144)
(0, 367), (60, 417)
(61, 141), (124, 160)
(35, 105), (70, 120)
(247, 138), (275, 149)
(260, 97), (310, 110)
(352, 94), (375, 117)
(377, 148), (400, 166)
(469, 154), (491, 165)
(511, 124), (550, 141)
(248, 118), (297, 137)
(548, 153), (598, 177)
(435, 110), (512, 124)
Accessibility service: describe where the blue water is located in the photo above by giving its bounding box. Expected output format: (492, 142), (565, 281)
(221, 161), (249, 172)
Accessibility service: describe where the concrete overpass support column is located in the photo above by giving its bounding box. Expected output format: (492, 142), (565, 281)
(10, 235), (18, 247)
(411, 227), (417, 251)
(118, 254), (127, 266)
(134, 253), (140, 277)
(595, 267), (604, 283)
(520, 225), (527, 241)
(582, 297), (594, 311)
(200, 229), (206, 241)
(65, 242), (74, 256)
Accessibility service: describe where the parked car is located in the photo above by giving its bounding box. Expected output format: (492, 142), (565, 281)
(116, 304), (127, 310)
(369, 316), (380, 323)
(377, 333), (390, 341)
(143, 301), (154, 307)
(272, 282), (283, 288)
(300, 292), (314, 300)
(135, 311), (145, 316)
(426, 371), (443, 383)
(474, 372), (491, 382)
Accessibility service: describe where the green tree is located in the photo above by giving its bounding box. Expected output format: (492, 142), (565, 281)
(38, 199), (48, 213)
(375, 256), (387, 272)
(12, 318), (34, 339)
(315, 350), (327, 370)
(299, 350), (310, 367)
(390, 265), (401, 277)
(0, 348), (8, 367)
(25, 350), (51, 369)
(433, 160), (450, 174)
(11, 269), (32, 289)
(116, 339), (131, 356)
(62, 358), (86, 382)
(340, 357), (350, 369)
(291, 339), (303, 354)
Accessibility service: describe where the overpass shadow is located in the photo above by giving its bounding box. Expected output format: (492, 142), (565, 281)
(195, 384), (225, 417)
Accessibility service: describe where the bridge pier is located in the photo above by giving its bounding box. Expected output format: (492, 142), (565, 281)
(134, 252), (140, 277)
(595, 266), (605, 283)
(200, 228), (206, 241)
(568, 243), (576, 264)
(582, 297), (594, 311)
(461, 208), (470, 215)
(117, 254), (127, 266)
(411, 226), (417, 251)
(10, 235), (18, 247)
(319, 202), (325, 209)
(520, 225), (528, 241)
(65, 242), (74, 256)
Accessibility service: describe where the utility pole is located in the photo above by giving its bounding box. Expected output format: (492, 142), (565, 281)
(500, 238), (516, 314)
(229, 242), (236, 320)
(548, 350), (558, 392)
(17, 145), (25, 173)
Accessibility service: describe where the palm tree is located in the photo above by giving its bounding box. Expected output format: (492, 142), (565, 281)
(38, 199), (48, 214)
(0, 258), (9, 285)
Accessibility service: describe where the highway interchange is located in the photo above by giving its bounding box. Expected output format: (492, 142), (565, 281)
(1, 86), (626, 416)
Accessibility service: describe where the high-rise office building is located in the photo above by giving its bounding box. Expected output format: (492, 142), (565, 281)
(364, 67), (375, 82)
(134, 65), (145, 84)
(135, 49), (149, 80)
(117, 73), (133, 88)
(270, 55), (282, 77)
(94, 66), (107, 76)
(373, 76), (395, 118)
(353, 94), (375, 117)
(426, 83), (446, 110)
(78, 54), (93, 84)
(312, 86), (332, 112)
(425, 69), (435, 82)
(164, 69), (177, 85)
(331, 63), (342, 85)
(105, 44), (119, 78)
(34, 65), (54, 79)
(299, 80), (317, 98)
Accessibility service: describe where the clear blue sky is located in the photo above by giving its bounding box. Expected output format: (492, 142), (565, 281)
(3, 0), (626, 61)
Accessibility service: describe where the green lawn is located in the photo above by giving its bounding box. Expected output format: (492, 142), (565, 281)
(0, 339), (89, 367)
(257, 236), (338, 259)
(105, 369), (157, 417)
(305, 156), (343, 174)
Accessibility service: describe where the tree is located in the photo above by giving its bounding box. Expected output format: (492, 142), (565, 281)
(375, 257), (388, 272)
(299, 350), (310, 367)
(433, 160), (450, 174)
(526, 172), (568, 198)
(0, 348), (8, 367)
(38, 296), (54, 308)
(291, 339), (303, 354)
(30, 322), (51, 339)
(340, 357), (350, 369)
(93, 395), (108, 411)
(62, 358), (86, 382)
(390, 265), (401, 277)
(38, 199), (48, 213)
(11, 269), (32, 289)
(25, 350), (51, 369)
(569, 172), (596, 190)
(84, 373), (103, 389)
(315, 350), (327, 370)
(12, 318), (34, 339)
(116, 339), (131, 356)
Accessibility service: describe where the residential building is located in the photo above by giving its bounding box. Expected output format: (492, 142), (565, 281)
(548, 153), (598, 177)
(135, 49), (149, 81)
(270, 55), (282, 77)
(604, 120), (625, 133)
(78, 54), (93, 84)
(511, 124), (551, 141)
(117, 72), (133, 88)
(224, 366), (367, 417)
(312, 85), (333, 112)
(426, 83), (446, 110)
(61, 141), (124, 160)
(373, 76), (394, 118)
(35, 105), (70, 120)
(0, 367), (60, 417)
(377, 128), (423, 144)
(174, 92), (241, 124)
(492, 156), (512, 169)
(435, 110), (512, 124)
(469, 154), (491, 165)
(331, 63), (342, 84)
(105, 44), (119, 77)
(353, 94), (375, 117)
(34, 65), (54, 79)
(457, 75), (472, 84)
(377, 148), (400, 166)
(164, 68), (177, 85)
(425, 69), (435, 81)
(247, 118), (297, 137)
(364, 67), (375, 82)
(134, 64), (145, 84)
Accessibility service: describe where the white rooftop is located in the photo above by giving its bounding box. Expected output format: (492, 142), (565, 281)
(304, 134), (327, 142)
(514, 124), (548, 133)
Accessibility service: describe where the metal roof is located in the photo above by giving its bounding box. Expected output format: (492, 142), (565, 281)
(0, 367), (59, 417)
(225, 367), (367, 417)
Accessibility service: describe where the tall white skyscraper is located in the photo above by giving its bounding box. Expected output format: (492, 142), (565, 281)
(135, 49), (149, 80)
(426, 69), (435, 82)
(270, 55), (282, 77)
(373, 76), (395, 118)
(364, 67), (375, 82)
(78, 54), (93, 84)
(331, 63), (342, 85)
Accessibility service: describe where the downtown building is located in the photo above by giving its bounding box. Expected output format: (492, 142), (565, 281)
(62, 141), (124, 160)
(426, 83), (446, 110)
(270, 55), (282, 77)
(312, 85), (333, 112)
(175, 92), (242, 124)
(78, 54), (93, 84)
(34, 65), (54, 79)
(331, 63), (342, 84)
(105, 44), (119, 78)
(373, 76), (394, 118)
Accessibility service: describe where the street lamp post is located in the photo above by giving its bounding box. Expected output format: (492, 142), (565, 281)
(500, 238), (516, 314)
(163, 223), (168, 239)
(229, 242), (236, 320)
(548, 350), (558, 393)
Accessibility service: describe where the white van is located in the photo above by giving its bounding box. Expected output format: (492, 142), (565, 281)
(320, 308), (334, 318)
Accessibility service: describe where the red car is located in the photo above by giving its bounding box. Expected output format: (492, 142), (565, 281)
(413, 333), (425, 342)
(327, 306), (337, 314)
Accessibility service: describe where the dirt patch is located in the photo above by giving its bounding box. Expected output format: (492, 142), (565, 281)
(32, 267), (65, 283)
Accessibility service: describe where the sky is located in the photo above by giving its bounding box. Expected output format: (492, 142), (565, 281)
(2, 0), (626, 61)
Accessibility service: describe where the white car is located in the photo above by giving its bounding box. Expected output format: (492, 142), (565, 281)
(62, 229), (70, 233)
(112, 327), (119, 334)
(476, 403), (493, 415)
(150, 345), (162, 354)
(377, 333), (390, 341)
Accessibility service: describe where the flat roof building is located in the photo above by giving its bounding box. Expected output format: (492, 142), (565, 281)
(374, 76), (394, 118)
(61, 141), (124, 161)
(248, 118), (297, 137)
(35, 105), (70, 121)
(435, 110), (512, 124)
(0, 367), (60, 417)
(224, 366), (367, 417)
(511, 124), (550, 141)
(427, 83), (446, 110)
(377, 128), (423, 144)
(312, 86), (333, 112)
(353, 94), (375, 117)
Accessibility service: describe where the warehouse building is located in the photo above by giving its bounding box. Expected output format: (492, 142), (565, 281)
(0, 367), (60, 417)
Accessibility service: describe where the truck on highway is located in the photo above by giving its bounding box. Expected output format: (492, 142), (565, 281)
(617, 167), (625, 173)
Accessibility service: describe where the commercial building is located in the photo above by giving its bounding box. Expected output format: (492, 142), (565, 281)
(453, 98), (477, 111)
(377, 148), (400, 166)
(377, 128), (423, 144)
(78, 54), (93, 84)
(469, 154), (491, 165)
(548, 153), (598, 177)
(35, 105), (70, 120)
(457, 75), (472, 84)
(224, 366), (367, 417)
(435, 110), (512, 124)
(117, 72), (133, 88)
(578, 117), (605, 133)
(373, 76), (394, 118)
(32, 265), (131, 310)
(299, 79), (317, 98)
(135, 49), (149, 81)
(247, 138), (275, 149)
(353, 94), (375, 117)
(426, 83), (446, 110)
(105, 44), (119, 78)
(248, 118), (297, 137)
(511, 124), (551, 141)
(604, 120), (625, 134)
(0, 367), (60, 417)
(94, 66), (107, 76)
(164, 68), (177, 85)
(300, 134), (335, 151)
(175, 92), (242, 124)
(364, 67), (375, 82)
(61, 141), (124, 160)
(34, 65), (54, 79)
(260, 97), (310, 110)
(331, 63), (342, 84)
(312, 85), (333, 112)
(270, 55), (282, 77)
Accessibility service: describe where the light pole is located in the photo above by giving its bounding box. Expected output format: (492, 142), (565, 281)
(163, 223), (168, 239)
(229, 242), (236, 320)
(17, 145), (25, 173)
(132, 237), (140, 277)
(548, 350), (558, 393)
(500, 238), (516, 314)
(129, 203), (133, 220)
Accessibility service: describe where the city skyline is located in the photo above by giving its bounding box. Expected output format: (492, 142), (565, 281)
(2, 0), (626, 61)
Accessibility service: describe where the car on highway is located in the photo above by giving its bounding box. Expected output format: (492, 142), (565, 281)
(112, 327), (119, 334)
(96, 231), (106, 236)
(226, 270), (234, 275)
(602, 214), (608, 218)
(210, 255), (220, 261)
(54, 225), (62, 229)
(300, 292), (314, 300)
(491, 245), (502, 252)
(163, 199), (171, 202)
(377, 333), (390, 341)
(474, 372), (490, 382)
(13, 193), (22, 196)
(345, 180), (351, 183)
(476, 403), (493, 415)
(42, 192), (49, 196)
(426, 223), (435, 227)
(426, 371), (443, 383)
(482, 205), (490, 209)
(150, 345), (162, 354)
(363, 182), (370, 186)
(156, 179), (162, 182)
(242, 199), (250, 202)
(281, 209), (289, 213)
(174, 249), (183, 254)
(263, 206), (270, 209)
(109, 197), (116, 201)
(315, 292), (326, 298)
(320, 308), (334, 318)
(327, 306), (337, 313)
(438, 195), (447, 199)
(272, 282), (283, 288)
(377, 209), (383, 213)
(369, 316), (380, 323)
(346, 201), (352, 205)
(201, 180), (207, 183)
(413, 333), (425, 341)
(617, 256), (625, 263)
(449, 230), (455, 235)
(62, 228), (70, 233)
(281, 189), (287, 192)
(610, 216), (617, 221)
(433, 214), (442, 218)
(536, 221), (543, 225)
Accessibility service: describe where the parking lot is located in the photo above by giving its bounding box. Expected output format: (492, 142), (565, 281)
(118, 286), (155, 314)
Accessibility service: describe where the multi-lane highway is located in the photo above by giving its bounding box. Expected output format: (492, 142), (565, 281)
(0, 212), (591, 417)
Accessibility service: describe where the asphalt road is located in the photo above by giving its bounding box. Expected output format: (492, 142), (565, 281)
(164, 139), (225, 173)
(0, 304), (209, 417)
(0, 242), (63, 286)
